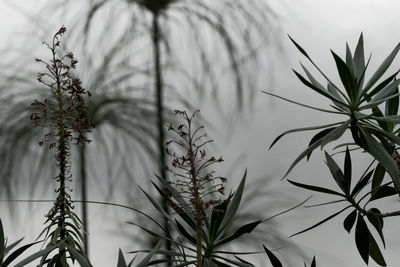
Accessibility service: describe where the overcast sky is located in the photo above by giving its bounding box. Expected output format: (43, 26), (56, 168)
(1, 0), (400, 267)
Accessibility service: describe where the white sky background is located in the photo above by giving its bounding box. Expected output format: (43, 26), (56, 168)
(1, 0), (400, 266)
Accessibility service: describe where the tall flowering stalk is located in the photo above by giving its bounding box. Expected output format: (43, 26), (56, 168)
(165, 110), (226, 266)
(31, 26), (93, 265)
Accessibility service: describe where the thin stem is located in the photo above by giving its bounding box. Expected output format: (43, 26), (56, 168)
(187, 120), (203, 267)
(79, 144), (89, 256)
(152, 11), (172, 263)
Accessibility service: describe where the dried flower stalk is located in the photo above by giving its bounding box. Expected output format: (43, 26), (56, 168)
(165, 110), (227, 266)
(31, 26), (93, 263)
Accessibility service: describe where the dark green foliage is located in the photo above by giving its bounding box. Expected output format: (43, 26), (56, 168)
(267, 34), (400, 189)
(0, 219), (39, 267)
(269, 33), (400, 266)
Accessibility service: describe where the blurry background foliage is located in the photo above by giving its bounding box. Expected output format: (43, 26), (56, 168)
(0, 0), (305, 265)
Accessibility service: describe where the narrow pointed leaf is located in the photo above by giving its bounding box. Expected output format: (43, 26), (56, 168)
(362, 70), (400, 102)
(269, 122), (343, 150)
(366, 213), (385, 247)
(307, 128), (334, 160)
(372, 163), (386, 190)
(385, 87), (399, 116)
(291, 206), (351, 237)
(217, 171), (246, 237)
(325, 151), (347, 194)
(216, 220), (261, 246)
(288, 35), (310, 59)
(327, 82), (348, 110)
(209, 202), (228, 243)
(371, 79), (400, 103)
(0, 219), (4, 263)
(355, 214), (370, 264)
(300, 63), (326, 91)
(359, 129), (400, 190)
(3, 241), (41, 266)
(344, 147), (352, 193)
(343, 210), (357, 233)
(369, 232), (387, 266)
(14, 243), (58, 267)
(345, 42), (357, 76)
(370, 185), (398, 201)
(65, 244), (92, 267)
(288, 179), (345, 197)
(351, 170), (373, 197)
(354, 33), (365, 86)
(331, 50), (356, 100)
(117, 249), (128, 267)
(263, 245), (283, 267)
(284, 122), (348, 179)
(176, 220), (196, 245)
(310, 256), (316, 267)
(293, 70), (346, 105)
(364, 42), (400, 92)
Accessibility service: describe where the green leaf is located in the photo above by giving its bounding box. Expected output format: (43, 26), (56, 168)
(327, 82), (348, 110)
(385, 87), (399, 117)
(263, 245), (283, 267)
(364, 42), (400, 93)
(320, 121), (349, 149)
(369, 208), (384, 228)
(345, 42), (357, 76)
(343, 210), (357, 233)
(359, 129), (400, 190)
(351, 170), (373, 197)
(366, 212), (385, 247)
(14, 243), (58, 267)
(152, 181), (196, 231)
(0, 218), (4, 264)
(362, 70), (400, 102)
(65, 244), (92, 267)
(325, 151), (348, 194)
(371, 79), (400, 103)
(217, 170), (246, 237)
(139, 186), (173, 222)
(331, 50), (356, 100)
(310, 256), (316, 267)
(291, 206), (351, 237)
(136, 248), (156, 267)
(372, 106), (389, 132)
(300, 63), (326, 91)
(269, 122), (343, 150)
(293, 69), (346, 105)
(354, 33), (366, 87)
(369, 232), (387, 266)
(262, 91), (345, 115)
(216, 220), (261, 246)
(153, 178), (194, 226)
(284, 122), (348, 178)
(344, 147), (352, 193)
(355, 214), (370, 265)
(370, 185), (398, 201)
(288, 35), (310, 59)
(3, 241), (41, 267)
(288, 179), (345, 197)
(307, 128), (334, 160)
(208, 202), (228, 243)
(117, 249), (128, 267)
(175, 220), (197, 245)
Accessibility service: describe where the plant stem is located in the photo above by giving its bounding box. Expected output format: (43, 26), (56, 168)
(79, 144), (89, 256)
(187, 122), (203, 267)
(152, 11), (172, 262)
